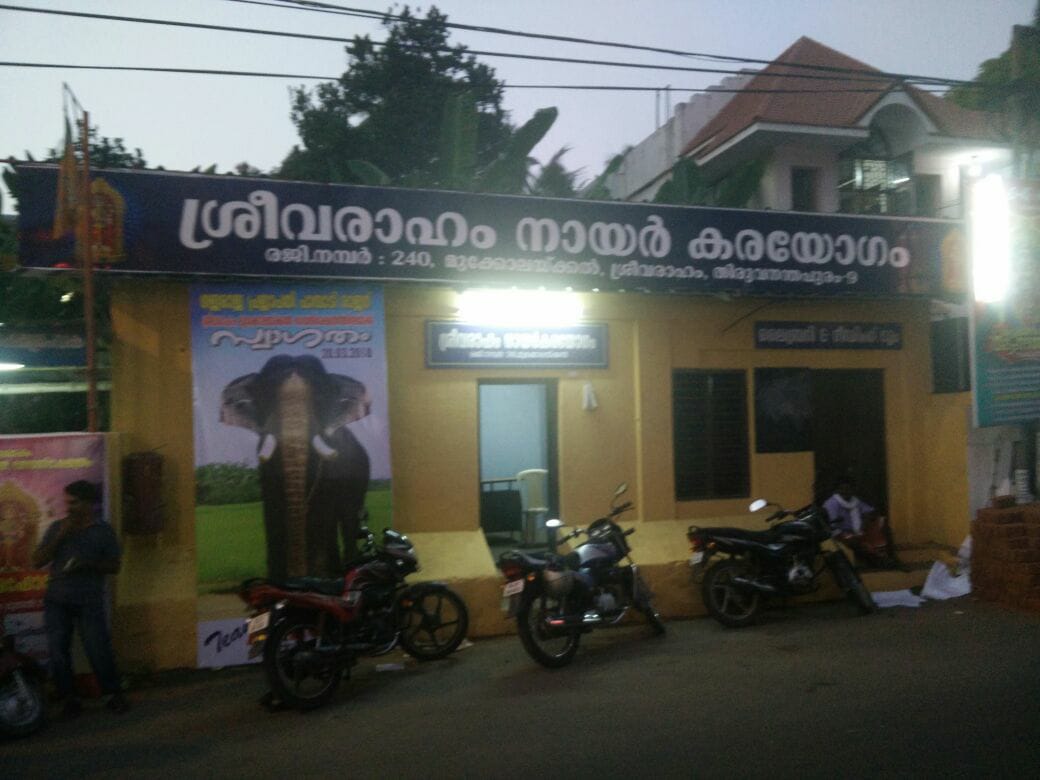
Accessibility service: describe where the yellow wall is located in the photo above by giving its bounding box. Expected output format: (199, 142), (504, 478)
(107, 280), (973, 669)
(109, 281), (197, 671)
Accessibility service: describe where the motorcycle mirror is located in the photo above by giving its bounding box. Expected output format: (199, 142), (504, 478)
(748, 499), (768, 512)
(614, 482), (629, 498)
(545, 518), (563, 529)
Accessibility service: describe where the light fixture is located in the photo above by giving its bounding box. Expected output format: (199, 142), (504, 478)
(456, 288), (584, 327)
(0, 362), (25, 371)
(971, 173), (1011, 304)
(60, 292), (74, 303)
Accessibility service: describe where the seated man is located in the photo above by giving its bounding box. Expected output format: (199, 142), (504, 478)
(822, 479), (897, 568)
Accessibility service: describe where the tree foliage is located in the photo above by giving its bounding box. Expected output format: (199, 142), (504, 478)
(946, 4), (1040, 173)
(527, 146), (580, 198)
(653, 154), (769, 208)
(946, 2), (1040, 112)
(278, 6), (516, 189)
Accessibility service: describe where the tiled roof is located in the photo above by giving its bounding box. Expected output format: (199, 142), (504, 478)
(682, 36), (1005, 159)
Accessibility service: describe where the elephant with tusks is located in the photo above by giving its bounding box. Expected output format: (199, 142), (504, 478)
(220, 354), (371, 581)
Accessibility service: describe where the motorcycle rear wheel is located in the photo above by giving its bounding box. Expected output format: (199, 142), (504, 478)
(398, 588), (469, 661)
(702, 559), (762, 628)
(516, 590), (581, 668)
(827, 551), (877, 614)
(263, 616), (344, 711)
(0, 670), (45, 738)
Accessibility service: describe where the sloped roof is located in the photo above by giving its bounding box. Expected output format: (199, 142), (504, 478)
(682, 36), (1005, 159)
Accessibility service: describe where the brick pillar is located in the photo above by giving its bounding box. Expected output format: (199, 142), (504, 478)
(972, 504), (1040, 613)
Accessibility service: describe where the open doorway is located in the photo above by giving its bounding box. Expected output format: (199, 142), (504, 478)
(478, 380), (558, 556)
(811, 369), (887, 511)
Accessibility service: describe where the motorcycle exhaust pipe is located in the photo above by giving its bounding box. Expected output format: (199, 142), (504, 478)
(546, 612), (602, 629)
(731, 576), (779, 595)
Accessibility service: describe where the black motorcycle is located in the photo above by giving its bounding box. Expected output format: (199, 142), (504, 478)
(687, 498), (876, 628)
(0, 614), (46, 738)
(497, 483), (665, 668)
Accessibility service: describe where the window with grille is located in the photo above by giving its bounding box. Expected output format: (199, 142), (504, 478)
(672, 370), (749, 500)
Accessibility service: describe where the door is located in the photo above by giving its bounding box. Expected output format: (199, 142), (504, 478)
(811, 369), (887, 510)
(478, 380), (558, 545)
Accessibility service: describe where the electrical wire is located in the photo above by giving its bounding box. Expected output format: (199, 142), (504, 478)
(0, 3), (972, 87)
(243, 0), (970, 84)
(0, 61), (966, 94)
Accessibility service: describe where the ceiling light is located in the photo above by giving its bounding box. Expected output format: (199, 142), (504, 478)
(0, 362), (25, 371)
(456, 289), (584, 327)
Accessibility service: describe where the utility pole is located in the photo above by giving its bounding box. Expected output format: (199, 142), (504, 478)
(1011, 24), (1040, 178)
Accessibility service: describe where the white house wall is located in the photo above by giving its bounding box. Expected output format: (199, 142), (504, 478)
(761, 144), (841, 212)
(605, 75), (751, 201)
(912, 148), (966, 219)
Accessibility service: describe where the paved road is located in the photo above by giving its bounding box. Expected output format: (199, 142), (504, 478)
(5, 597), (1040, 779)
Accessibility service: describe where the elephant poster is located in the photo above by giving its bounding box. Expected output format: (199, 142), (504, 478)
(190, 283), (391, 610)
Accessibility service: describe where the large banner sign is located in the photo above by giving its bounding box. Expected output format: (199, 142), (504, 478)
(17, 165), (966, 298)
(190, 283), (390, 667)
(973, 180), (1040, 426)
(0, 433), (107, 661)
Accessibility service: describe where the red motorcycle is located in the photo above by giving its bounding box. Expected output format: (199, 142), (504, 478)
(240, 526), (468, 710)
(0, 613), (46, 738)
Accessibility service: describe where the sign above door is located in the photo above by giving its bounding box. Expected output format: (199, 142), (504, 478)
(426, 322), (608, 368)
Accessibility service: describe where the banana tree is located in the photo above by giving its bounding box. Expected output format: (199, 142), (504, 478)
(653, 154), (769, 208)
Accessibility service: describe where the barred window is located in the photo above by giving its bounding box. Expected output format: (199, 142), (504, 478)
(673, 370), (749, 500)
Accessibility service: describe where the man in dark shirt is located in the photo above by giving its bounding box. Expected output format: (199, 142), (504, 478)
(32, 480), (128, 716)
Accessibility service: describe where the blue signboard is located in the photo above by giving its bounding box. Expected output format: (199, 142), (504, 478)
(973, 180), (1040, 426)
(17, 164), (966, 298)
(426, 322), (608, 368)
(0, 331), (86, 367)
(755, 321), (903, 350)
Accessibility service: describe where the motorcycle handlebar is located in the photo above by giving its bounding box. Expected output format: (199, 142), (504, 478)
(764, 503), (816, 524)
(623, 527), (635, 536)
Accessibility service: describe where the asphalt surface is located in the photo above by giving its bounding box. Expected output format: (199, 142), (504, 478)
(4, 596), (1040, 779)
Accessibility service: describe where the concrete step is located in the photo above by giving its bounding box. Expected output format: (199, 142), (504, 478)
(860, 543), (959, 592)
(896, 543), (959, 566)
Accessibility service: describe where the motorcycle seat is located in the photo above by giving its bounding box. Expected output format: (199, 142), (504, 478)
(695, 526), (785, 543)
(499, 550), (558, 570)
(278, 577), (345, 596)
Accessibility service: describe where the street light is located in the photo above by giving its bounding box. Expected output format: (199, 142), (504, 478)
(971, 173), (1011, 304)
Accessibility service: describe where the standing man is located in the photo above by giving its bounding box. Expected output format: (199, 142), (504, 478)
(32, 480), (128, 716)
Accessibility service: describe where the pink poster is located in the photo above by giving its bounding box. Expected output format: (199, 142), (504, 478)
(0, 433), (107, 660)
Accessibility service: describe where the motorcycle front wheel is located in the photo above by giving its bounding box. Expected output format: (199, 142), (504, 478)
(516, 589), (581, 668)
(263, 615), (344, 711)
(702, 559), (762, 628)
(0, 670), (46, 738)
(398, 588), (469, 661)
(827, 551), (877, 614)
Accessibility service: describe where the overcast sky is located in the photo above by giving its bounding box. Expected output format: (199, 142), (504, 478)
(1, 0), (1035, 214)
